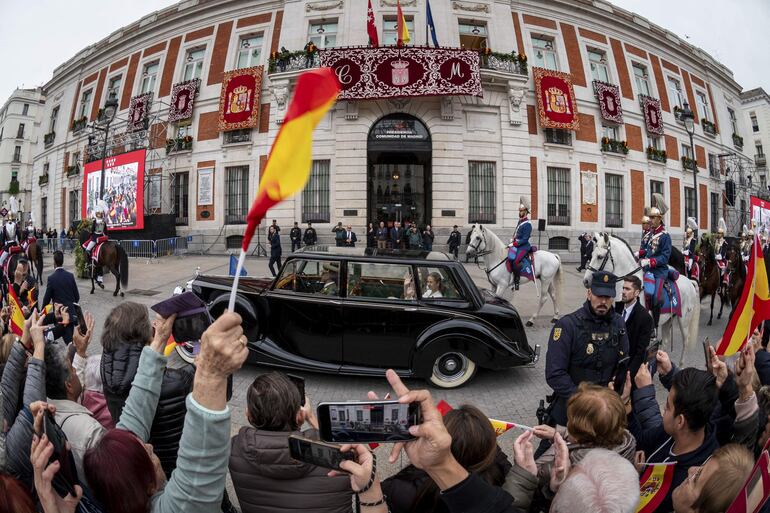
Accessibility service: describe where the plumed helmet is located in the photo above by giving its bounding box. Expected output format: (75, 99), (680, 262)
(651, 193), (668, 216)
(718, 218), (726, 234)
(519, 196), (531, 212)
(641, 215), (651, 224)
(742, 224), (749, 237)
(686, 217), (698, 232)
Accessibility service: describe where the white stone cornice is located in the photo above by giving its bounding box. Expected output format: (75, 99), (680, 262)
(451, 1), (490, 13)
(306, 0), (344, 12)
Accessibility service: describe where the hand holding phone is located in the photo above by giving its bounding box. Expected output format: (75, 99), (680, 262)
(317, 400), (422, 443)
(288, 435), (354, 470)
(612, 356), (631, 394)
(41, 411), (79, 497)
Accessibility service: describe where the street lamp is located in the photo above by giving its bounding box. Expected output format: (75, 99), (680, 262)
(97, 91), (118, 200)
(681, 101), (697, 224)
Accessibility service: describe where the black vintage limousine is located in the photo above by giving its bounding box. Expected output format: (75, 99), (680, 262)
(186, 246), (537, 388)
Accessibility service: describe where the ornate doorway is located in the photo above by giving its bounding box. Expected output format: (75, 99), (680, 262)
(367, 114), (432, 226)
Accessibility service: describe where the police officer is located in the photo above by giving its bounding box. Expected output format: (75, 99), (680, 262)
(544, 270), (629, 429)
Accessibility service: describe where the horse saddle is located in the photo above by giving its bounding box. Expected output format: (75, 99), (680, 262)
(8, 245), (22, 255)
(643, 269), (682, 317)
(91, 236), (109, 262)
(505, 251), (535, 280)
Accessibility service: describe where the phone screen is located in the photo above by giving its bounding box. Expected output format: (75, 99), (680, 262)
(612, 357), (631, 393)
(286, 374), (306, 407)
(43, 412), (78, 495)
(703, 339), (712, 370)
(288, 435), (353, 470)
(317, 400), (421, 443)
(72, 303), (87, 336)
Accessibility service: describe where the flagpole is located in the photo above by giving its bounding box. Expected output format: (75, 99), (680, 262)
(228, 248), (247, 312)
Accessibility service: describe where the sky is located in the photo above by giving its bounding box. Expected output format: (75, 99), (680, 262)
(0, 0), (768, 102)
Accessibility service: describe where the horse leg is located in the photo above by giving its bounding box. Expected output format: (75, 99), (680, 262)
(548, 280), (559, 323)
(708, 293), (715, 325)
(526, 280), (548, 327)
(113, 265), (120, 297)
(677, 316), (688, 368)
(90, 264), (95, 295)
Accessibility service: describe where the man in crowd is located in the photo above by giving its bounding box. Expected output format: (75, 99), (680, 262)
(303, 222), (317, 247)
(615, 275), (653, 380)
(390, 221), (403, 249)
(377, 221), (389, 249)
(42, 250), (79, 312)
(447, 225), (462, 260)
(268, 225), (282, 277)
(332, 221), (345, 247)
(576, 233), (593, 272)
(289, 222), (302, 252)
(343, 225), (357, 247)
(683, 217), (699, 280)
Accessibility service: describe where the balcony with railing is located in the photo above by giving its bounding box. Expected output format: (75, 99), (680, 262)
(733, 133), (744, 149)
(44, 132), (55, 148)
(673, 106), (685, 123)
(601, 138), (629, 155)
(8, 180), (19, 195)
(681, 156), (698, 171)
(166, 137), (193, 154)
(646, 147), (667, 163)
(544, 128), (572, 146)
(71, 117), (87, 133)
(757, 153), (767, 167)
(39, 174), (49, 186)
(66, 164), (80, 177)
(223, 129), (252, 145)
(702, 119), (717, 136)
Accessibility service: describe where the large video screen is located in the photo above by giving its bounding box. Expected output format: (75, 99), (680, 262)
(82, 149), (145, 230)
(751, 195), (770, 235)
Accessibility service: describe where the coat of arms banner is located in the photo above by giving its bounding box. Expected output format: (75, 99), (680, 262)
(318, 46), (482, 100)
(593, 80), (623, 125)
(218, 66), (263, 131)
(640, 95), (664, 135)
(533, 67), (579, 131)
(128, 92), (153, 133)
(169, 79), (200, 123)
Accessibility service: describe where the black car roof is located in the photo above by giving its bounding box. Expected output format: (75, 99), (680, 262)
(295, 245), (453, 262)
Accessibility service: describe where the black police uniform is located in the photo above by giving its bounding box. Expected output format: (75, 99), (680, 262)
(544, 273), (629, 428)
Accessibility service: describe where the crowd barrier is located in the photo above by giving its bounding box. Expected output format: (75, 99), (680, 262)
(46, 237), (190, 261)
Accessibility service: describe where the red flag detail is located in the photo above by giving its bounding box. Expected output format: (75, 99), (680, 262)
(436, 400), (453, 416)
(367, 0), (379, 47)
(726, 451), (770, 513)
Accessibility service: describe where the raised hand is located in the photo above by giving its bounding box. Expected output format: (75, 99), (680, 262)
(513, 430), (537, 476)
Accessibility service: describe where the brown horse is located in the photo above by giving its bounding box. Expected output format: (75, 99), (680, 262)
(725, 239), (746, 317)
(26, 240), (44, 285)
(697, 237), (728, 325)
(78, 230), (129, 297)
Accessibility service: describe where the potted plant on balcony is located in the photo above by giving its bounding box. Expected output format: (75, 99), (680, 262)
(646, 146), (667, 163)
(8, 180), (19, 195)
(673, 105), (685, 122)
(71, 116), (88, 132)
(39, 174), (49, 186)
(681, 156), (697, 171)
(733, 133), (744, 148)
(44, 131), (56, 146)
(67, 164), (80, 177)
(182, 135), (193, 150)
(701, 118), (717, 135)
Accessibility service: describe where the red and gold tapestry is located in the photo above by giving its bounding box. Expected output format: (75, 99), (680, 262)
(218, 66), (263, 131)
(594, 80), (623, 124)
(640, 95), (664, 135)
(533, 67), (579, 131)
(128, 92), (153, 132)
(319, 46), (482, 100)
(169, 79), (200, 123)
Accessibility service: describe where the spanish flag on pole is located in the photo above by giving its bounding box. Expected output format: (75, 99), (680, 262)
(228, 68), (339, 311)
(636, 463), (675, 513)
(8, 284), (25, 336)
(396, 0), (410, 46)
(716, 234), (770, 356)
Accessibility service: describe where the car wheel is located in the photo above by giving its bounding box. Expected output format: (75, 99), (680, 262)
(174, 341), (198, 364)
(429, 351), (476, 388)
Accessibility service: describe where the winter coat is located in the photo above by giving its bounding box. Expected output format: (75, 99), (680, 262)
(82, 390), (114, 430)
(229, 427), (353, 513)
(101, 343), (195, 478)
(49, 398), (106, 481)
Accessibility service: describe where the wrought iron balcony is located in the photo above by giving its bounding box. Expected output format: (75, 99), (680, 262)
(601, 138), (629, 155)
(44, 132), (55, 147)
(478, 51), (528, 76)
(702, 119), (717, 136)
(71, 117), (88, 133)
(66, 164), (80, 177)
(223, 129), (252, 145)
(681, 156), (698, 171)
(39, 174), (49, 186)
(757, 153), (767, 167)
(733, 133), (744, 149)
(166, 137), (193, 154)
(268, 52), (320, 74)
(544, 128), (572, 146)
(646, 147), (667, 163)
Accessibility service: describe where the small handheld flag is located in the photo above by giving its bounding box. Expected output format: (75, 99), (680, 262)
(636, 463), (675, 513)
(228, 68), (339, 312)
(229, 254), (247, 277)
(8, 284), (25, 336)
(164, 335), (178, 357)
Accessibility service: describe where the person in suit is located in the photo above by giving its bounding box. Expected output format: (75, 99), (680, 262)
(390, 221), (403, 249)
(268, 226), (282, 277)
(303, 222), (317, 246)
(752, 321), (770, 386)
(343, 225), (357, 247)
(376, 221), (389, 249)
(615, 275), (653, 380)
(366, 222), (376, 248)
(447, 225), (462, 260)
(42, 250), (80, 312)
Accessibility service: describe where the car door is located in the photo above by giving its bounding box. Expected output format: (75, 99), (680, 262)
(263, 258), (343, 365)
(342, 261), (431, 370)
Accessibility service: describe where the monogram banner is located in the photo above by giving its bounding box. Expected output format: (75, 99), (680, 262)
(127, 93), (153, 133)
(218, 66), (263, 131)
(593, 80), (623, 124)
(319, 46), (482, 100)
(169, 79), (200, 123)
(533, 67), (578, 131)
(640, 95), (664, 135)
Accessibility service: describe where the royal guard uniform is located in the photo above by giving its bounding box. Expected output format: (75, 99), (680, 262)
(0, 208), (22, 268)
(740, 224), (753, 265)
(683, 217), (699, 280)
(639, 194), (672, 340)
(715, 218), (729, 283)
(21, 219), (36, 251)
(83, 202), (109, 283)
(507, 196), (532, 290)
(636, 210), (652, 260)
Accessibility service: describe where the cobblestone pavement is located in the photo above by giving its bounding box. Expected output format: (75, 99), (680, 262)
(40, 250), (730, 506)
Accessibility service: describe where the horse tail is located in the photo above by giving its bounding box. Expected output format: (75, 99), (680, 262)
(36, 245), (44, 285)
(552, 254), (564, 308)
(117, 244), (129, 287)
(686, 279), (701, 352)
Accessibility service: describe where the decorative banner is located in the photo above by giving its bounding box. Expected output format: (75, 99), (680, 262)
(218, 66), (263, 131)
(640, 95), (664, 135)
(319, 46), (482, 100)
(533, 67), (579, 131)
(168, 79), (200, 123)
(593, 80), (623, 124)
(128, 93), (153, 132)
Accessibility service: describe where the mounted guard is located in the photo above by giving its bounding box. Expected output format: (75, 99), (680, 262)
(83, 200), (109, 285)
(639, 193), (677, 341)
(683, 217), (699, 280)
(507, 196), (533, 290)
(740, 224), (753, 264)
(635, 209), (652, 259)
(21, 218), (36, 252)
(0, 198), (22, 268)
(715, 218), (729, 284)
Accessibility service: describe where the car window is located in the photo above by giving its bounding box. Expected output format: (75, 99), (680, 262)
(416, 266), (464, 300)
(275, 259), (340, 297)
(347, 262), (416, 301)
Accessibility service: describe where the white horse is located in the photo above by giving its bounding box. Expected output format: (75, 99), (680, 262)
(583, 232), (701, 366)
(465, 225), (563, 326)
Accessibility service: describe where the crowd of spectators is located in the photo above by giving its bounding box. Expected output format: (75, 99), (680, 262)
(1, 290), (770, 512)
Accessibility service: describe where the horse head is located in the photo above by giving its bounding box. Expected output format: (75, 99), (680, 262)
(583, 232), (608, 288)
(465, 224), (486, 257)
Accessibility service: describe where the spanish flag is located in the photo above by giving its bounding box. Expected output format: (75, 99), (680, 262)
(716, 234), (770, 356)
(726, 450), (770, 513)
(164, 334), (178, 357)
(636, 463), (675, 513)
(8, 285), (25, 336)
(489, 418), (516, 436)
(396, 0), (410, 46)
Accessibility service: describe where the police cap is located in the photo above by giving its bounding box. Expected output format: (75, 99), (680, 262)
(590, 271), (618, 297)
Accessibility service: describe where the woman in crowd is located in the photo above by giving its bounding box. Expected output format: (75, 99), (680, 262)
(423, 272), (444, 299)
(407, 225), (422, 249)
(381, 404), (511, 513)
(366, 222), (376, 248)
(229, 371), (352, 513)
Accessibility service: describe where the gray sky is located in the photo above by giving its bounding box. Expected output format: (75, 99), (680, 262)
(0, 0), (768, 102)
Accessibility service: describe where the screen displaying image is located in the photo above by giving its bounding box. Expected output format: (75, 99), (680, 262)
(751, 195), (770, 236)
(82, 149), (145, 230)
(328, 402), (416, 443)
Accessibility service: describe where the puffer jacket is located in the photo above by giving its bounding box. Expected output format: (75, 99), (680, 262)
(101, 342), (195, 478)
(229, 427), (353, 513)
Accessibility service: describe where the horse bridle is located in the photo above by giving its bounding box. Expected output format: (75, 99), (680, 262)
(586, 234), (642, 278)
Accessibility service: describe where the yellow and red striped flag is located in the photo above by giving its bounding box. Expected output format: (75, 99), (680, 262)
(726, 451), (770, 513)
(396, 0), (411, 46)
(164, 334), (178, 357)
(636, 463), (675, 513)
(716, 234), (770, 356)
(229, 68), (339, 311)
(8, 285), (25, 336)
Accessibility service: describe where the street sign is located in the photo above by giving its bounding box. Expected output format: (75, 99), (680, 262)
(0, 208), (8, 217)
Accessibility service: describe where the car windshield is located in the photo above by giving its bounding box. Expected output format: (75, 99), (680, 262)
(347, 262), (416, 301)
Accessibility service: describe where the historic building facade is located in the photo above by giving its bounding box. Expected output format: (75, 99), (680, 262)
(741, 88), (770, 187)
(30, 0), (755, 252)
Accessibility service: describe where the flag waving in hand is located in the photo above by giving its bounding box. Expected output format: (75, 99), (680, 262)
(229, 68), (340, 311)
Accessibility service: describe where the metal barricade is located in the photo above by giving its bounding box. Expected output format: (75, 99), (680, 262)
(155, 237), (187, 257)
(112, 239), (156, 261)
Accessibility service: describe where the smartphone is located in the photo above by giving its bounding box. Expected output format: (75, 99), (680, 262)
(286, 374), (306, 407)
(288, 435), (354, 470)
(646, 340), (661, 375)
(702, 337), (712, 371)
(612, 356), (631, 393)
(317, 400), (422, 443)
(43, 412), (78, 496)
(72, 303), (87, 336)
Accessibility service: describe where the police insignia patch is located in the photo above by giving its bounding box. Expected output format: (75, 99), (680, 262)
(603, 275), (609, 283)
(587, 343), (595, 355)
(552, 328), (562, 341)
